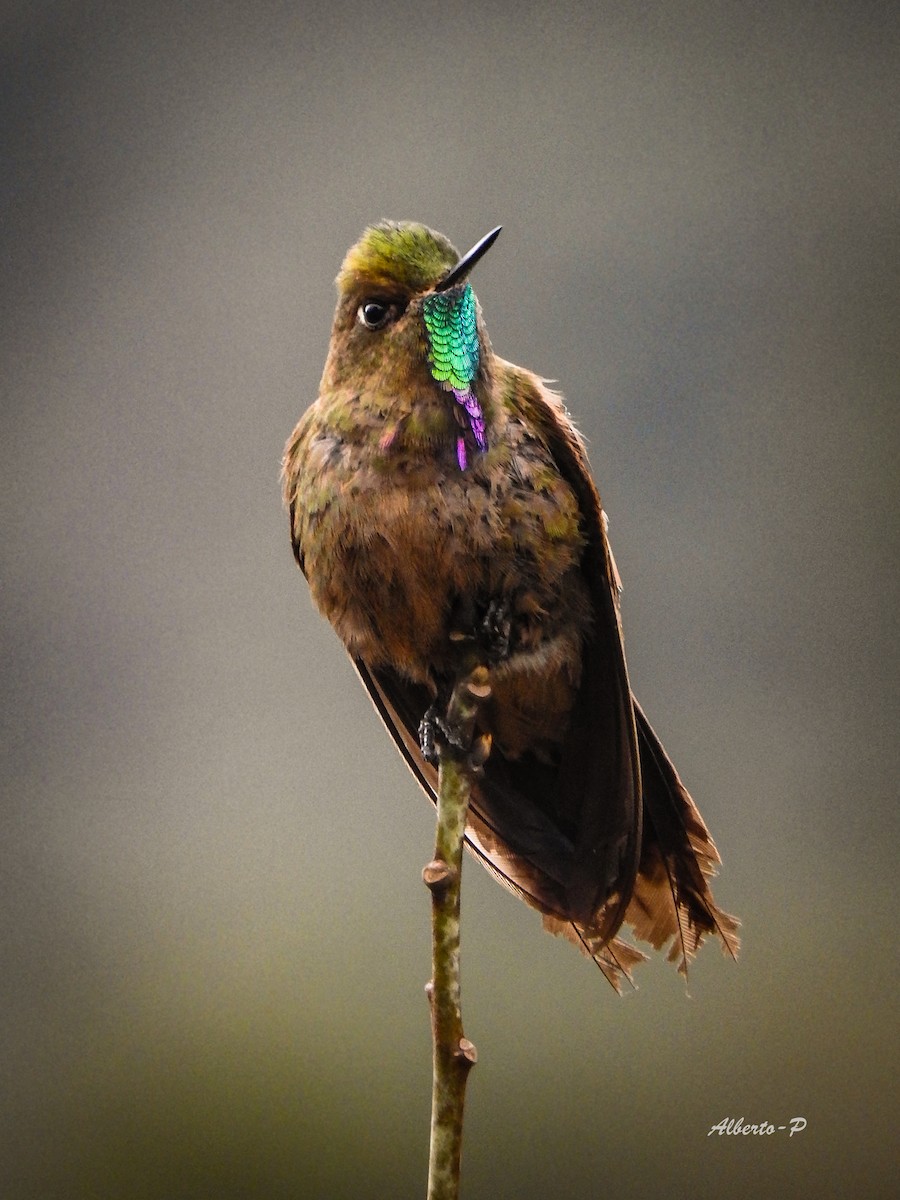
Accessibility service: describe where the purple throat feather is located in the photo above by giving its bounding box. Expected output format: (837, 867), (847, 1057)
(451, 387), (487, 470)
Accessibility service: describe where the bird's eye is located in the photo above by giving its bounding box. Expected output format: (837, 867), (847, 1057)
(357, 300), (393, 330)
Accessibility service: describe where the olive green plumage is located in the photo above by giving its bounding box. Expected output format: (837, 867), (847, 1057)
(339, 220), (457, 295)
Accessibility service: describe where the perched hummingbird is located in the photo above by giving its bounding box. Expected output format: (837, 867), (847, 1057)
(283, 221), (739, 989)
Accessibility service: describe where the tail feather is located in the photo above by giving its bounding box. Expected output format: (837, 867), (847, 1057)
(542, 913), (648, 994)
(625, 699), (740, 975)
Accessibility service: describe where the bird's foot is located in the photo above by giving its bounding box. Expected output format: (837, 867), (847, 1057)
(478, 599), (511, 664)
(418, 702), (475, 761)
(418, 704), (446, 765)
(447, 597), (512, 664)
(418, 667), (494, 770)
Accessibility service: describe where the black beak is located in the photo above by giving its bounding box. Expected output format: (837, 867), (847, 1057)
(434, 225), (502, 293)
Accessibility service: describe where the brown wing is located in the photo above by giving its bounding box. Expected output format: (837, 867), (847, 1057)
(519, 384), (739, 975)
(518, 384), (643, 953)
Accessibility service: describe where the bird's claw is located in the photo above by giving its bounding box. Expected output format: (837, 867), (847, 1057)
(418, 667), (494, 769)
(418, 707), (439, 764)
(447, 597), (512, 664)
(418, 704), (470, 764)
(479, 599), (511, 664)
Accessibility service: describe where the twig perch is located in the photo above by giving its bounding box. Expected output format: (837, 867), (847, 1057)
(423, 665), (492, 1200)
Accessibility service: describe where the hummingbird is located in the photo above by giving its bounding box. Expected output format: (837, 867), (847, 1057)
(283, 221), (739, 989)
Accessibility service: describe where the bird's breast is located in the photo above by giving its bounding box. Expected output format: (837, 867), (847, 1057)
(289, 402), (592, 701)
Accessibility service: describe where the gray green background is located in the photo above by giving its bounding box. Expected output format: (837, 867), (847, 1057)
(3, 2), (897, 1197)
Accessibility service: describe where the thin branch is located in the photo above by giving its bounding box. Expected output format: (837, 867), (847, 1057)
(423, 666), (491, 1200)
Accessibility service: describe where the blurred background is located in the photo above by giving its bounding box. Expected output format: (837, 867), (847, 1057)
(2, 2), (897, 1196)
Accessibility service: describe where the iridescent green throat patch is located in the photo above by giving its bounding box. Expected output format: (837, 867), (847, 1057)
(422, 284), (486, 470)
